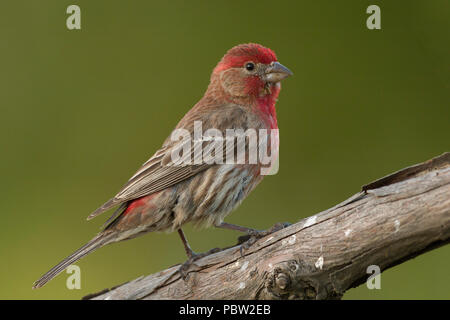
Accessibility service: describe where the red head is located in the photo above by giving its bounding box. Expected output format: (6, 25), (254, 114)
(211, 43), (292, 102)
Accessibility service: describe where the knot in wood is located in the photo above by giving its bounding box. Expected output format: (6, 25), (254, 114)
(275, 272), (290, 290)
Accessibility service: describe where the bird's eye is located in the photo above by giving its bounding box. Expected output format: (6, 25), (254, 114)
(245, 62), (255, 71)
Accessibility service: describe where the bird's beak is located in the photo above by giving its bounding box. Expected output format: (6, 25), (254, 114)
(263, 61), (293, 83)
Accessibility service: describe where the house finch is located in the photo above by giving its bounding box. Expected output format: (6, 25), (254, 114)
(33, 43), (292, 289)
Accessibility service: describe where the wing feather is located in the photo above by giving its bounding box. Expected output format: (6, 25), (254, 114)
(87, 144), (209, 220)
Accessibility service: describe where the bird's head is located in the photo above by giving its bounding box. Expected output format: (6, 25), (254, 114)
(212, 43), (292, 101)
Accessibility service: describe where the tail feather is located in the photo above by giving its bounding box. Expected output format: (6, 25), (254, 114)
(33, 233), (114, 289)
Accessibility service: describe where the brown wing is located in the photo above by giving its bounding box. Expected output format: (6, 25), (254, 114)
(87, 142), (210, 220)
(87, 102), (256, 220)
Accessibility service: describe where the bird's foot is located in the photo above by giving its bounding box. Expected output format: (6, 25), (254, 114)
(237, 222), (291, 256)
(179, 247), (221, 280)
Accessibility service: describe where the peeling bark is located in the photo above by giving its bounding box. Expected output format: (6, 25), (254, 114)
(85, 153), (450, 300)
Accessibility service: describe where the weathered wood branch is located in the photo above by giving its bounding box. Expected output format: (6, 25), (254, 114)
(86, 153), (450, 300)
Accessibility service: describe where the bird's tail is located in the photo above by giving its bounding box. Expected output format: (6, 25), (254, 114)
(32, 232), (115, 289)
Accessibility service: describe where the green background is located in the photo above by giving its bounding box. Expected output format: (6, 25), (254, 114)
(0, 1), (448, 300)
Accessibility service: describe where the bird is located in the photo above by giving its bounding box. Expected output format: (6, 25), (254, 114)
(33, 43), (292, 289)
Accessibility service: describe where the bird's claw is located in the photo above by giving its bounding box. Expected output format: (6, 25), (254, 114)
(179, 247), (221, 280)
(237, 222), (291, 257)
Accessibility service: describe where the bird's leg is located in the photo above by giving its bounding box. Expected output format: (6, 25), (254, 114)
(177, 229), (220, 279)
(177, 228), (195, 259)
(216, 222), (292, 256)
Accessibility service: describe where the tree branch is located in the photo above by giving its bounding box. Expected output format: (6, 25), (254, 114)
(85, 152), (450, 300)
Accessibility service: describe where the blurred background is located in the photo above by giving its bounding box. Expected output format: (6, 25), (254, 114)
(0, 0), (448, 300)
